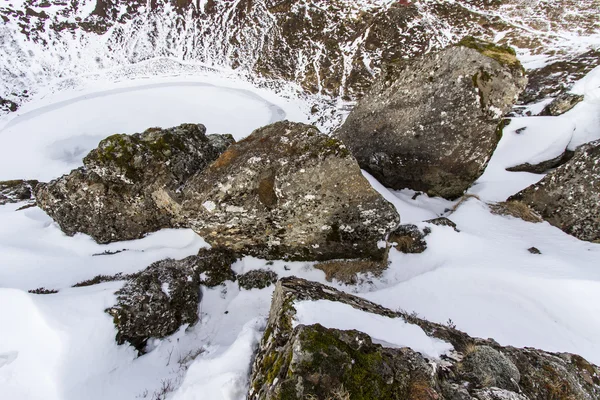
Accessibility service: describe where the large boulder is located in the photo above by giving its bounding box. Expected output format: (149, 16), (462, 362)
(249, 277), (600, 400)
(509, 140), (600, 242)
(106, 247), (237, 352)
(337, 38), (527, 199)
(36, 124), (234, 243)
(178, 121), (400, 261)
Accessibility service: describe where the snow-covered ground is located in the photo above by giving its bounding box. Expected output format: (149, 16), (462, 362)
(0, 74), (308, 181)
(1, 63), (600, 400)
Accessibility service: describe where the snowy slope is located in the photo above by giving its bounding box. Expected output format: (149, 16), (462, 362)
(1, 1), (600, 400)
(1, 0), (599, 116)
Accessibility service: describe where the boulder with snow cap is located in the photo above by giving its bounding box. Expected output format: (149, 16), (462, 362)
(336, 37), (527, 199)
(248, 277), (600, 400)
(509, 139), (600, 242)
(179, 121), (400, 261)
(35, 124), (234, 243)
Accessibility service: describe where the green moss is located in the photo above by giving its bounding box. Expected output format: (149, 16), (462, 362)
(295, 326), (403, 400)
(458, 36), (523, 72)
(89, 134), (138, 179)
(322, 137), (350, 157)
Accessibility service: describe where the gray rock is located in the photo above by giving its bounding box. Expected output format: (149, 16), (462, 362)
(179, 121), (400, 261)
(249, 277), (600, 400)
(36, 124), (234, 243)
(540, 92), (585, 116)
(106, 247), (237, 352)
(461, 346), (521, 391)
(238, 269), (279, 290)
(336, 38), (527, 199)
(509, 139), (600, 242)
(0, 179), (39, 206)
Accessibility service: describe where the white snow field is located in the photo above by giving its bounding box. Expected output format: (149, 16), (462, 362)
(0, 75), (307, 182)
(1, 65), (600, 400)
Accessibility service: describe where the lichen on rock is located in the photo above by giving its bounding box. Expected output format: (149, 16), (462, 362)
(179, 120), (400, 261)
(35, 124), (234, 243)
(336, 39), (527, 199)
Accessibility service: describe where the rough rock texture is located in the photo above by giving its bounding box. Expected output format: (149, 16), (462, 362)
(106, 247), (237, 352)
(248, 277), (600, 400)
(337, 38), (527, 199)
(179, 121), (400, 261)
(0, 179), (39, 205)
(388, 224), (430, 254)
(540, 92), (585, 116)
(510, 140), (600, 242)
(238, 270), (279, 290)
(36, 124), (234, 243)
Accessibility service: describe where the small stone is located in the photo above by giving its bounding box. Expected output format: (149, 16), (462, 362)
(528, 247), (541, 255)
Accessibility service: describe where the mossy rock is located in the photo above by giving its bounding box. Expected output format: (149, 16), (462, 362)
(458, 36), (522, 72)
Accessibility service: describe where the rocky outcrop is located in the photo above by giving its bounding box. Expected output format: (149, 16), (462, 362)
(106, 247), (237, 352)
(509, 140), (600, 242)
(540, 92), (585, 116)
(337, 38), (527, 199)
(36, 124), (234, 243)
(179, 121), (399, 261)
(249, 277), (600, 400)
(0, 179), (39, 206)
(3, 0), (598, 115)
(238, 270), (279, 290)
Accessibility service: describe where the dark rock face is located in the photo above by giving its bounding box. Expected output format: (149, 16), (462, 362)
(506, 150), (574, 174)
(510, 140), (600, 242)
(238, 269), (278, 290)
(36, 124), (234, 243)
(106, 247), (237, 352)
(249, 277), (600, 400)
(388, 224), (430, 254)
(337, 38), (527, 199)
(0, 179), (39, 205)
(179, 121), (400, 261)
(540, 92), (585, 116)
